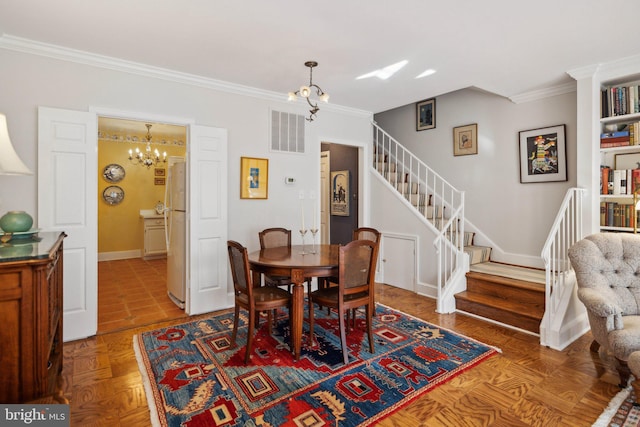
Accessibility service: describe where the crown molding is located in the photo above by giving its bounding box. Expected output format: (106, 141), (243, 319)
(0, 34), (372, 119)
(508, 81), (576, 104)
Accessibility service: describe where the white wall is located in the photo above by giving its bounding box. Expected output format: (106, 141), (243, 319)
(0, 48), (372, 254)
(373, 88), (577, 266)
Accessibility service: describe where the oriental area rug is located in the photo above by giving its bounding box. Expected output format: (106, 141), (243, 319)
(593, 383), (640, 427)
(134, 303), (499, 427)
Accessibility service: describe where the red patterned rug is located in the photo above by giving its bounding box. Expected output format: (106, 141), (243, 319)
(134, 303), (499, 426)
(593, 383), (640, 426)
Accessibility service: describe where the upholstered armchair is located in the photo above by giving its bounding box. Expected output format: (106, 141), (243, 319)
(568, 232), (640, 387)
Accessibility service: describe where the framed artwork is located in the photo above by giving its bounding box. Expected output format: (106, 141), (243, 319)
(519, 124), (567, 183)
(416, 98), (436, 131)
(240, 157), (269, 199)
(154, 178), (165, 186)
(615, 152), (640, 170)
(453, 124), (478, 156)
(154, 168), (166, 177)
(330, 170), (349, 216)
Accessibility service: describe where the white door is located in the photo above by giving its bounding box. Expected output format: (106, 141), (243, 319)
(381, 234), (416, 292)
(320, 151), (330, 244)
(38, 107), (98, 341)
(187, 125), (229, 315)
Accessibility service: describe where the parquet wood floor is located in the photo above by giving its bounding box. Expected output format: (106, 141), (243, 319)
(64, 272), (620, 426)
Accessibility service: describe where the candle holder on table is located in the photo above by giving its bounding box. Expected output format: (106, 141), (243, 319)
(299, 229), (308, 254)
(309, 228), (318, 253)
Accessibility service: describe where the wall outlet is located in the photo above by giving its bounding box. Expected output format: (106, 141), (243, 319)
(285, 176), (295, 185)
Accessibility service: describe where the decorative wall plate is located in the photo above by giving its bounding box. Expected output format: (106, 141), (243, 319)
(102, 163), (126, 183)
(103, 186), (125, 205)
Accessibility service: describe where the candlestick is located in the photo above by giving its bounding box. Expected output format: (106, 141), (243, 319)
(301, 202), (305, 231)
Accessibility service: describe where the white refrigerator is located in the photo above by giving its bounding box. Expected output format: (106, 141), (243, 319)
(165, 157), (186, 309)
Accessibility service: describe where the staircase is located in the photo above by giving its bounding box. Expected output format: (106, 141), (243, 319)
(372, 122), (547, 334)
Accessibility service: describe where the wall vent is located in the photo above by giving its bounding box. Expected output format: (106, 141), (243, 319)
(271, 110), (305, 153)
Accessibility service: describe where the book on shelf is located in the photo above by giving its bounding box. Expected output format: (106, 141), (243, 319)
(601, 84), (640, 117)
(600, 201), (636, 228)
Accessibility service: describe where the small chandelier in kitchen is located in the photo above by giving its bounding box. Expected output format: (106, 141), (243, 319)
(128, 124), (167, 168)
(287, 61), (329, 122)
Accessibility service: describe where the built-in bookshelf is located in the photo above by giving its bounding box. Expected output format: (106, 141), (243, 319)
(600, 79), (640, 232)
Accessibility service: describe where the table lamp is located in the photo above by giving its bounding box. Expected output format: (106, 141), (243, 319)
(0, 113), (32, 175)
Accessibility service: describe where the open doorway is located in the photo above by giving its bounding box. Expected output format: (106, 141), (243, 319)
(320, 142), (359, 245)
(97, 117), (187, 332)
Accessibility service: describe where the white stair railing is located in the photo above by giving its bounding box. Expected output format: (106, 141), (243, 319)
(540, 187), (585, 349)
(373, 123), (465, 312)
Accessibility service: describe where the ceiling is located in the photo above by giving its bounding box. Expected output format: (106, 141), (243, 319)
(2, 0), (640, 114)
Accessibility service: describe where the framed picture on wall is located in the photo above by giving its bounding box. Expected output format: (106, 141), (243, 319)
(240, 157), (269, 199)
(416, 98), (436, 131)
(453, 123), (478, 156)
(518, 124), (567, 183)
(330, 170), (349, 216)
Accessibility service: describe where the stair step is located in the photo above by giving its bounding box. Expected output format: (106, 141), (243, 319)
(464, 246), (492, 264)
(455, 263), (546, 334)
(455, 291), (543, 333)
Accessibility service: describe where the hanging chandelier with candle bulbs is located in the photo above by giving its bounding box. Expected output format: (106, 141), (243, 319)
(128, 123), (167, 168)
(288, 61), (329, 122)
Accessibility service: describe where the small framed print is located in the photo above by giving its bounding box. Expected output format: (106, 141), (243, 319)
(330, 170), (349, 216)
(154, 168), (166, 177)
(416, 98), (436, 131)
(154, 178), (165, 185)
(519, 124), (567, 183)
(453, 124), (478, 156)
(240, 157), (269, 199)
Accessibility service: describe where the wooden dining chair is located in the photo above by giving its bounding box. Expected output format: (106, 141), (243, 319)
(227, 240), (292, 364)
(259, 227), (311, 292)
(318, 227), (381, 320)
(308, 239), (379, 365)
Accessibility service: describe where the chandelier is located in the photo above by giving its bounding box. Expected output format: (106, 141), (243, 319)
(128, 124), (167, 168)
(288, 61), (329, 121)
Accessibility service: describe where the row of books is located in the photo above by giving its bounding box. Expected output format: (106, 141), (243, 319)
(601, 84), (640, 117)
(600, 122), (640, 147)
(600, 167), (640, 195)
(600, 202), (638, 228)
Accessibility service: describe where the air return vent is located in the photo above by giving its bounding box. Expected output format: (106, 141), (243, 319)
(271, 110), (305, 153)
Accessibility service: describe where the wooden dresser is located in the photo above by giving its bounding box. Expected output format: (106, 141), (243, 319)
(0, 231), (67, 403)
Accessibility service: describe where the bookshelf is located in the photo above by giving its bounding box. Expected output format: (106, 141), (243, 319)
(600, 81), (640, 232)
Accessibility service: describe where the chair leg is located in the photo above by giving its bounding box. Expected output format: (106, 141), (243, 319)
(338, 307), (348, 365)
(245, 309), (256, 364)
(308, 297), (315, 347)
(365, 304), (374, 354)
(230, 305), (240, 347)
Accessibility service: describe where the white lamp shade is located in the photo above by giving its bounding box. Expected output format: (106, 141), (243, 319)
(299, 86), (311, 98)
(0, 114), (32, 175)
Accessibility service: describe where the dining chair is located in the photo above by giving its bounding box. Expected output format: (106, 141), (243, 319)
(259, 227), (311, 292)
(308, 239), (379, 365)
(227, 240), (292, 364)
(318, 227), (381, 321)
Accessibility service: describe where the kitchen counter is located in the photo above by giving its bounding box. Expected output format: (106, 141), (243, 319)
(140, 209), (164, 219)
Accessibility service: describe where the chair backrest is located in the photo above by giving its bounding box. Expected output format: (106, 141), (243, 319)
(353, 227), (381, 243)
(227, 240), (252, 297)
(568, 233), (640, 316)
(339, 239), (379, 297)
(259, 227), (291, 249)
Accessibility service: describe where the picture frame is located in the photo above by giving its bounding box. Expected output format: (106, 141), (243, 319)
(416, 98), (436, 131)
(330, 170), (350, 216)
(154, 178), (165, 186)
(453, 123), (478, 156)
(615, 152), (640, 170)
(518, 124), (567, 183)
(154, 168), (165, 177)
(240, 157), (269, 199)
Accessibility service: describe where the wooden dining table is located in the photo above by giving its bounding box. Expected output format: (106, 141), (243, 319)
(247, 243), (339, 360)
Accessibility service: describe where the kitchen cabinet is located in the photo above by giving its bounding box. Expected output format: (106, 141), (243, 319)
(0, 231), (66, 403)
(143, 216), (166, 259)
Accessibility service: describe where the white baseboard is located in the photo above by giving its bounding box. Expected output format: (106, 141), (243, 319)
(98, 250), (141, 262)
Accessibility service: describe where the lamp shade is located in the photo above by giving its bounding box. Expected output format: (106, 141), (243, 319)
(0, 113), (32, 175)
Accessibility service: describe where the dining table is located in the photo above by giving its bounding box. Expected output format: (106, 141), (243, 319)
(247, 243), (339, 360)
